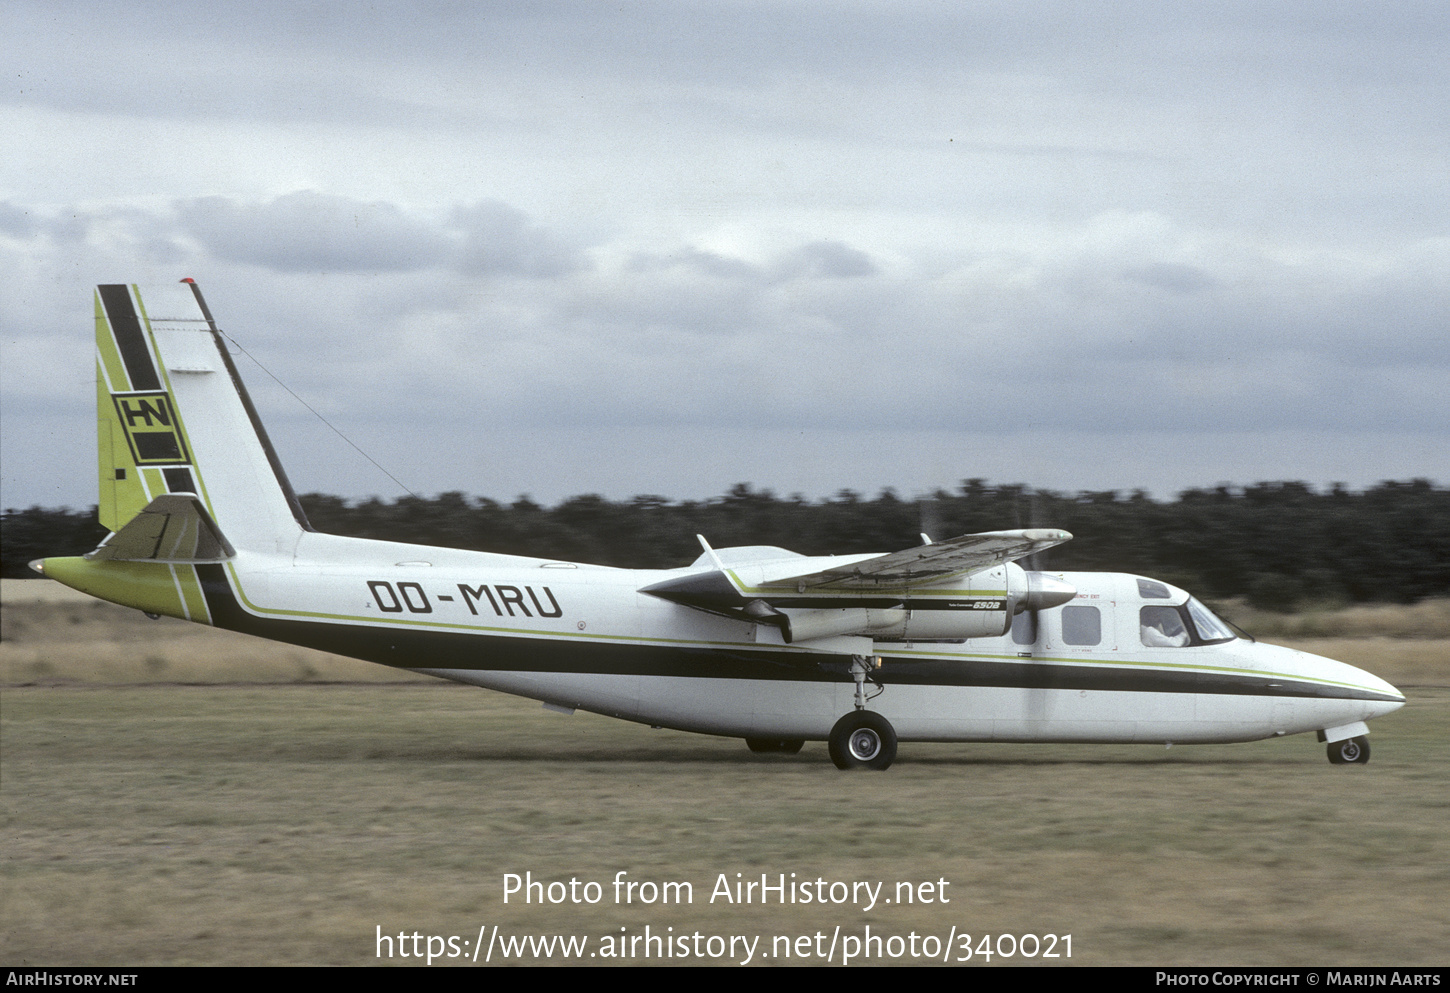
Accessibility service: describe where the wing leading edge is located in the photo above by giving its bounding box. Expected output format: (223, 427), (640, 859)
(758, 528), (1072, 591)
(640, 528), (1073, 613)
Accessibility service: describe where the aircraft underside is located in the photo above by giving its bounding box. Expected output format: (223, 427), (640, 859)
(409, 667), (1395, 747)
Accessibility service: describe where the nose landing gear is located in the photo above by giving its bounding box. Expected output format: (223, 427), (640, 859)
(1327, 736), (1371, 764)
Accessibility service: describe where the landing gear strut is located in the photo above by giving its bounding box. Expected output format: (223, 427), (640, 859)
(849, 654), (883, 710)
(828, 654), (895, 769)
(1327, 736), (1371, 764)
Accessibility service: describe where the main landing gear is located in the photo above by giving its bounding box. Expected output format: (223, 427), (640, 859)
(829, 654), (897, 771)
(741, 655), (898, 769)
(828, 711), (897, 770)
(1327, 736), (1371, 764)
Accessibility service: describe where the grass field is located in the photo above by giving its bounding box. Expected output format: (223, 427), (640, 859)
(2, 581), (1447, 966)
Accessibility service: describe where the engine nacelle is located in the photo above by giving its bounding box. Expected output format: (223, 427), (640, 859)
(774, 563), (1076, 645)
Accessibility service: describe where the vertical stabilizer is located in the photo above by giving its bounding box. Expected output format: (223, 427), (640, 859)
(93, 282), (310, 557)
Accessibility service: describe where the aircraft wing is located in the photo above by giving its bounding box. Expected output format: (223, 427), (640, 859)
(640, 528), (1072, 612)
(758, 528), (1073, 591)
(85, 493), (236, 563)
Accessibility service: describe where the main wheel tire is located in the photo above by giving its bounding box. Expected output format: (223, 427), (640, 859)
(745, 737), (805, 754)
(1327, 736), (1370, 765)
(828, 711), (897, 770)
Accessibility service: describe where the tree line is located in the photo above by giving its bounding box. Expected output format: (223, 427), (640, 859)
(5, 479), (1447, 610)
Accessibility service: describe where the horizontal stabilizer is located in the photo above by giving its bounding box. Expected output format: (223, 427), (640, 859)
(86, 493), (236, 563)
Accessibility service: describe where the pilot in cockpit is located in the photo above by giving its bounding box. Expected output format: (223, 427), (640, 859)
(1140, 605), (1191, 647)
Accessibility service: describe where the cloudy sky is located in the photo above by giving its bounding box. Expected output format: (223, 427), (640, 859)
(3, 1), (1447, 514)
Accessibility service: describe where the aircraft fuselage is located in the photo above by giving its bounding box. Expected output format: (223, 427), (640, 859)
(44, 532), (1403, 747)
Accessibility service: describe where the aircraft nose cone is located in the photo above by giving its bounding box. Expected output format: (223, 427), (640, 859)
(1022, 572), (1076, 612)
(1359, 667), (1407, 714)
(1334, 655), (1406, 706)
(1308, 651), (1406, 720)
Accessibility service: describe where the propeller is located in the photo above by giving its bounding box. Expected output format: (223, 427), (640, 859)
(1014, 485), (1062, 727)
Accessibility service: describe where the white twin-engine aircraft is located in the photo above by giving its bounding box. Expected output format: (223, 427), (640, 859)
(34, 282), (1405, 770)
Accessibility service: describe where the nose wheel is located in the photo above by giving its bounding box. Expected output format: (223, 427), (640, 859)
(828, 711), (897, 770)
(1327, 736), (1371, 764)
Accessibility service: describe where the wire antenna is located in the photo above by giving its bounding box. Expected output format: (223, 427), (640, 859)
(217, 330), (421, 499)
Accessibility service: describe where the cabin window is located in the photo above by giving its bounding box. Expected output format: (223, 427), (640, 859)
(1140, 605), (1190, 647)
(1061, 605), (1101, 646)
(1010, 609), (1037, 645)
(1137, 578), (1172, 599)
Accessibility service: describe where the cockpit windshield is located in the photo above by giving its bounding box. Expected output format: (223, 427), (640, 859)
(1186, 597), (1236, 644)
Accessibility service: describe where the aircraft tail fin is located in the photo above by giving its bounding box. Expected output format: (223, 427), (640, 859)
(93, 282), (311, 555)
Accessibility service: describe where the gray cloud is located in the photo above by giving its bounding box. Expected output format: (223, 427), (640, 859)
(4, 2), (1448, 510)
(177, 193), (453, 274)
(771, 241), (879, 282)
(0, 202), (38, 239)
(449, 201), (591, 279)
(1121, 264), (1217, 295)
(163, 194), (596, 279)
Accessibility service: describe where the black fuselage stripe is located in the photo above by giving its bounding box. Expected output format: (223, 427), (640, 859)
(99, 285), (161, 391)
(192, 566), (1397, 703)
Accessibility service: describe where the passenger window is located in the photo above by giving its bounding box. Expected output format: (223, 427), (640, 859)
(1140, 605), (1190, 647)
(1061, 605), (1101, 646)
(1011, 610), (1037, 645)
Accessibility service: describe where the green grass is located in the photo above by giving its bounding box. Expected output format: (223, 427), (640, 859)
(3, 585), (1445, 965)
(2, 683), (1446, 966)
